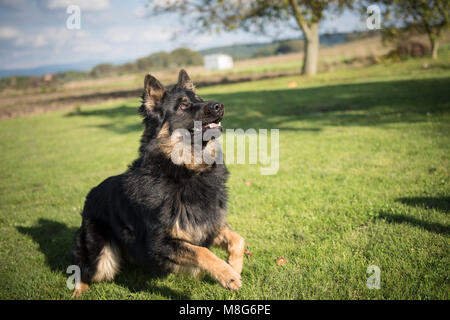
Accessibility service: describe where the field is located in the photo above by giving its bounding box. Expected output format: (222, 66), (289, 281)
(0, 46), (449, 299)
(0, 34), (393, 119)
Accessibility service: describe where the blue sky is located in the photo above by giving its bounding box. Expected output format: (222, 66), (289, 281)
(0, 0), (365, 70)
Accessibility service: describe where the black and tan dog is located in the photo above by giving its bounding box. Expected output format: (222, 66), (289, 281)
(71, 70), (244, 297)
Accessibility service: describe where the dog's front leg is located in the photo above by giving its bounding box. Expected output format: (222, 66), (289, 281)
(170, 241), (242, 290)
(212, 225), (245, 275)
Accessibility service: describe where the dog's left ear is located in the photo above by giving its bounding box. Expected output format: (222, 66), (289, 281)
(143, 74), (166, 111)
(176, 69), (195, 91)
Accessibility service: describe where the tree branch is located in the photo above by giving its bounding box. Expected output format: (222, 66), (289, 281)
(288, 0), (311, 36)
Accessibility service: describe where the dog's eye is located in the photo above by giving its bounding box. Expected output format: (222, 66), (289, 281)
(179, 103), (189, 111)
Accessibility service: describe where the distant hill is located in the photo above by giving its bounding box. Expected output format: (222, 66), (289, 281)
(0, 31), (373, 78)
(199, 42), (271, 60)
(0, 61), (100, 78)
(199, 32), (354, 60)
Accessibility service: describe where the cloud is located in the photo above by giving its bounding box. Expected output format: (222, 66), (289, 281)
(0, 26), (20, 39)
(104, 25), (179, 44)
(45, 0), (110, 11)
(0, 0), (26, 8)
(72, 39), (113, 54)
(132, 5), (149, 18)
(104, 27), (133, 44)
(12, 27), (89, 48)
(140, 26), (180, 42)
(151, 0), (185, 8)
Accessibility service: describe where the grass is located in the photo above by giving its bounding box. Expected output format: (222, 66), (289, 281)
(0, 50), (449, 300)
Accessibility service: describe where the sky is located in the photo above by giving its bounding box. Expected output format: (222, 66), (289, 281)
(0, 0), (365, 71)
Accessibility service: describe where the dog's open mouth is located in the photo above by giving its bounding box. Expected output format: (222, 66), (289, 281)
(191, 118), (222, 133)
(203, 118), (222, 131)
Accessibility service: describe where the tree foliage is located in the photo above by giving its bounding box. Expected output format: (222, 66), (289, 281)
(89, 48), (203, 78)
(150, 0), (353, 75)
(368, 0), (450, 59)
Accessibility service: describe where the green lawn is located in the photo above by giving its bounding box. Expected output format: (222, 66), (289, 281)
(0, 52), (449, 299)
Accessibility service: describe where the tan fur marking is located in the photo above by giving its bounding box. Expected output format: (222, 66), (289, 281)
(170, 220), (195, 243)
(156, 123), (178, 159)
(213, 225), (245, 275)
(92, 244), (121, 283)
(157, 122), (170, 140)
(170, 215), (224, 244)
(171, 264), (204, 279)
(72, 282), (89, 298)
(185, 82), (196, 91)
(184, 139), (218, 172)
(171, 242), (241, 290)
(156, 123), (218, 173)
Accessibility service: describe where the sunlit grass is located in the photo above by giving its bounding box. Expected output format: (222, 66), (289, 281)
(0, 52), (449, 299)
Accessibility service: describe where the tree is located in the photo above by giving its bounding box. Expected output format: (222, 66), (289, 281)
(169, 48), (204, 67)
(90, 63), (115, 78)
(148, 51), (170, 69)
(136, 57), (153, 71)
(371, 0), (449, 59)
(150, 0), (352, 76)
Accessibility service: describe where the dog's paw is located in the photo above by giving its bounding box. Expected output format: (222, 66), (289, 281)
(71, 282), (89, 298)
(216, 266), (242, 291)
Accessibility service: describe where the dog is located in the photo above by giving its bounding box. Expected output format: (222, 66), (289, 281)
(71, 69), (245, 297)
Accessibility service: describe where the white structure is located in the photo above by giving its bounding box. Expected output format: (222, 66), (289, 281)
(204, 54), (233, 70)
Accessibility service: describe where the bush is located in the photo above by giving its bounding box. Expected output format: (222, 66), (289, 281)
(397, 41), (430, 58)
(54, 71), (89, 83)
(275, 40), (304, 54)
(90, 63), (116, 78)
(117, 62), (138, 75)
(148, 51), (170, 69)
(252, 44), (279, 57)
(168, 48), (203, 68)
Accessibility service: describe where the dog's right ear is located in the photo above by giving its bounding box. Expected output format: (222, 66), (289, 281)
(176, 69), (195, 91)
(143, 74), (165, 111)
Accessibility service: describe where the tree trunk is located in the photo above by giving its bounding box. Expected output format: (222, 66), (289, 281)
(301, 22), (319, 76)
(430, 37), (439, 60)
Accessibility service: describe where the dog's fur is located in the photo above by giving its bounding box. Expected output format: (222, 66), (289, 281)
(71, 70), (245, 297)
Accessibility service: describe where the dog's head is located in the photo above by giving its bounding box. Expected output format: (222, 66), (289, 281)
(139, 69), (224, 135)
(138, 70), (224, 170)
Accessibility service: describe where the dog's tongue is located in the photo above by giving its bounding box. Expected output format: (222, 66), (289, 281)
(205, 122), (221, 129)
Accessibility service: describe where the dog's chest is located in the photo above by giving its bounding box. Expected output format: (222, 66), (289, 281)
(168, 178), (225, 244)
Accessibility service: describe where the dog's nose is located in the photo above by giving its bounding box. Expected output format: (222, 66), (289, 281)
(209, 102), (224, 114)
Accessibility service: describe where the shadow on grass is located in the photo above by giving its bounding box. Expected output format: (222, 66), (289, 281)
(66, 77), (450, 134)
(16, 218), (191, 299)
(56, 88), (142, 106)
(378, 212), (450, 235)
(396, 196), (450, 213)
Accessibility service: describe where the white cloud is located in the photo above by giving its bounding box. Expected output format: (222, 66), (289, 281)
(0, 26), (20, 39)
(0, 0), (26, 8)
(104, 25), (180, 44)
(72, 39), (113, 54)
(151, 0), (185, 8)
(104, 27), (133, 44)
(45, 0), (110, 11)
(132, 5), (148, 18)
(140, 26), (180, 42)
(12, 27), (89, 48)
(33, 34), (49, 47)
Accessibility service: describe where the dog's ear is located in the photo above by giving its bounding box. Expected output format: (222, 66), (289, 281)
(176, 69), (195, 91)
(143, 74), (165, 110)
